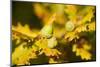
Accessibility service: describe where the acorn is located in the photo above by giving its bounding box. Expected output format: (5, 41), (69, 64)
(41, 24), (53, 38)
(40, 13), (56, 38)
(65, 21), (75, 32)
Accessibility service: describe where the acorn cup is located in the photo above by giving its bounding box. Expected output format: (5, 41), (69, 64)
(47, 37), (58, 48)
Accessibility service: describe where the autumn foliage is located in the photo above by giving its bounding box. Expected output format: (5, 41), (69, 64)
(12, 2), (96, 66)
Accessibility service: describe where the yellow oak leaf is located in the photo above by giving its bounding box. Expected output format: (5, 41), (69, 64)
(72, 44), (92, 60)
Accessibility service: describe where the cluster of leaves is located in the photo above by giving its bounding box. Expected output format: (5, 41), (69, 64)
(12, 3), (96, 66)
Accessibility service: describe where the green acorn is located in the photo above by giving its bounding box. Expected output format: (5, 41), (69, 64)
(65, 21), (75, 32)
(47, 37), (57, 48)
(41, 24), (53, 38)
(40, 13), (56, 38)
